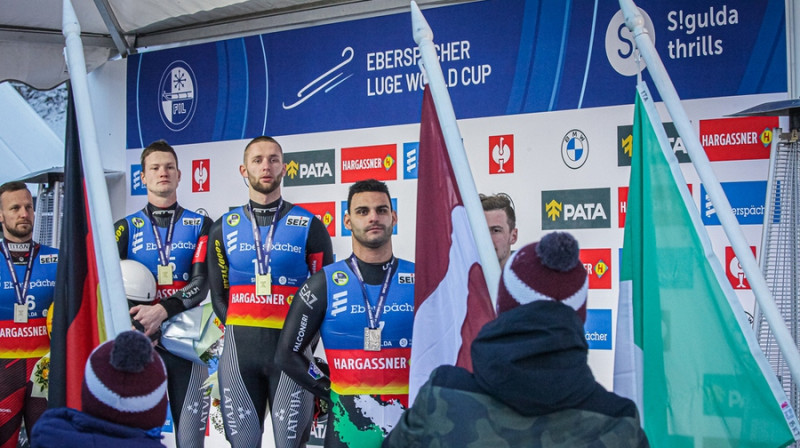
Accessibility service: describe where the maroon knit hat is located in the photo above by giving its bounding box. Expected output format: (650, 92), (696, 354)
(496, 231), (588, 321)
(81, 330), (168, 430)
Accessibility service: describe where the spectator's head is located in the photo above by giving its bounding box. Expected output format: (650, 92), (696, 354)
(496, 231), (587, 321)
(480, 193), (517, 267)
(81, 330), (168, 430)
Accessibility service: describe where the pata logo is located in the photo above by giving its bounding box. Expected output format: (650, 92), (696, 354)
(541, 188), (611, 229)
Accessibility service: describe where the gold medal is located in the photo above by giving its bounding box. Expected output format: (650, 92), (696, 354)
(364, 327), (381, 351)
(256, 272), (272, 296)
(157, 264), (174, 285)
(14, 303), (28, 324)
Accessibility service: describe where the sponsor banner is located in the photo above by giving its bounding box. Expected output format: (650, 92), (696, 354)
(541, 188), (611, 229)
(127, 0), (785, 147)
(580, 248), (612, 289)
(700, 116), (778, 161)
(562, 130), (589, 170)
(584, 309), (612, 350)
(225, 284), (297, 329)
(725, 246), (756, 290)
(701, 181), (766, 225)
(617, 122), (691, 166)
(489, 134), (514, 174)
(296, 201), (337, 237)
(326, 348), (411, 395)
(341, 144), (397, 183)
(130, 164), (146, 196)
(341, 198), (398, 237)
(0, 318), (50, 359)
(284, 149), (336, 186)
(403, 142), (419, 180)
(619, 184), (692, 228)
(192, 159), (210, 192)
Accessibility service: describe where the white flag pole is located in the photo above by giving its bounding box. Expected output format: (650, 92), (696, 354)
(63, 0), (130, 337)
(619, 0), (800, 388)
(410, 1), (501, 306)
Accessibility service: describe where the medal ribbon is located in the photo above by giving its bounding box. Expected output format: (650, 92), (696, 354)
(249, 199), (283, 276)
(0, 240), (35, 306)
(348, 254), (397, 329)
(146, 207), (177, 267)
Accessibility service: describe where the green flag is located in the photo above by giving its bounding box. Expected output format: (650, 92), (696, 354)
(613, 82), (800, 447)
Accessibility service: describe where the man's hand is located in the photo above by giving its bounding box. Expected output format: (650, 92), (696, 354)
(130, 304), (168, 336)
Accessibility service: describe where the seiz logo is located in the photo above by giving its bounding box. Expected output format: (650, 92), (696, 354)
(726, 246), (756, 290)
(341, 144), (397, 183)
(192, 159), (210, 192)
(38, 254), (58, 265)
(580, 249), (611, 290)
(699, 116), (778, 161)
(542, 188), (611, 229)
(296, 202), (336, 237)
(403, 142), (419, 179)
(130, 164), (147, 196)
(285, 215), (310, 227)
(183, 217), (202, 226)
(284, 149), (335, 187)
(398, 273), (415, 284)
(489, 134), (514, 174)
(617, 122), (690, 167)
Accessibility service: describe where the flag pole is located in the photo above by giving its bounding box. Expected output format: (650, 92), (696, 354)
(62, 0), (130, 337)
(618, 0), (800, 388)
(410, 1), (501, 305)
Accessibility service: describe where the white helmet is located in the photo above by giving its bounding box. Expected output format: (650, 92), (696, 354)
(120, 259), (157, 303)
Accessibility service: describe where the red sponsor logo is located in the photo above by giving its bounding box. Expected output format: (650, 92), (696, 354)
(297, 201), (336, 237)
(618, 184), (692, 228)
(725, 246), (756, 290)
(192, 159), (210, 192)
(699, 116), (777, 161)
(580, 249), (611, 289)
(489, 134), (514, 174)
(341, 144), (397, 183)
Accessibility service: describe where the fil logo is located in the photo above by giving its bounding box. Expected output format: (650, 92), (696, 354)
(130, 164), (146, 196)
(562, 129), (589, 169)
(605, 8), (656, 77)
(489, 135), (514, 174)
(192, 159), (209, 192)
(403, 142), (419, 179)
(159, 60), (198, 132)
(726, 246), (756, 290)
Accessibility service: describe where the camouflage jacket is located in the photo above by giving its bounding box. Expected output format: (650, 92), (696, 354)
(382, 366), (649, 447)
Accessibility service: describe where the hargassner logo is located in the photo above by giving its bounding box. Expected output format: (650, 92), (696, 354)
(617, 122), (691, 166)
(159, 61), (198, 132)
(561, 130), (589, 169)
(542, 188), (611, 230)
(605, 8), (655, 77)
(130, 164), (146, 196)
(699, 116), (778, 161)
(580, 249), (612, 290)
(341, 144), (397, 183)
(284, 149), (335, 187)
(297, 202), (336, 237)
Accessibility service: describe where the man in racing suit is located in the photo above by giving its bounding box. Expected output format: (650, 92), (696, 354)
(207, 136), (333, 448)
(114, 140), (212, 448)
(0, 181), (57, 448)
(276, 179), (414, 448)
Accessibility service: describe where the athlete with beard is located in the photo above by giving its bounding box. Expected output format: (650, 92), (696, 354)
(114, 140), (213, 448)
(207, 136), (333, 448)
(276, 179), (415, 448)
(0, 181), (57, 448)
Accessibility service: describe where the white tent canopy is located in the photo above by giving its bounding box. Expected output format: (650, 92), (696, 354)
(1, 0), (467, 90)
